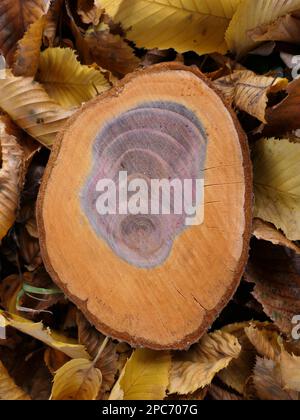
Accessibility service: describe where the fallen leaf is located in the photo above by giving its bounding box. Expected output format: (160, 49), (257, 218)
(37, 47), (110, 108)
(246, 239), (300, 337)
(109, 349), (170, 400)
(253, 357), (298, 400)
(245, 324), (281, 362)
(169, 331), (241, 395)
(214, 70), (287, 122)
(44, 348), (70, 375)
(51, 358), (102, 400)
(0, 310), (89, 359)
(253, 218), (300, 254)
(249, 10), (300, 45)
(13, 16), (45, 77)
(43, 0), (64, 47)
(0, 0), (50, 65)
(0, 116), (25, 240)
(253, 138), (300, 241)
(226, 0), (300, 56)
(0, 360), (31, 400)
(208, 384), (243, 400)
(266, 79), (300, 134)
(84, 23), (140, 76)
(0, 69), (73, 147)
(101, 0), (242, 55)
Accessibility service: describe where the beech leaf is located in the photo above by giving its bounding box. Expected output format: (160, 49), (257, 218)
(37, 47), (110, 108)
(253, 138), (300, 241)
(109, 349), (171, 400)
(168, 331), (241, 395)
(0, 69), (73, 147)
(51, 359), (102, 400)
(101, 0), (242, 55)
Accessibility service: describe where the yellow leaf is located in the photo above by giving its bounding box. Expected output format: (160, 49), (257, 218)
(0, 69), (73, 147)
(245, 325), (281, 362)
(37, 48), (110, 108)
(13, 16), (46, 77)
(101, 0), (242, 55)
(214, 70), (287, 123)
(0, 310), (89, 360)
(51, 359), (102, 400)
(0, 117), (25, 240)
(280, 350), (300, 392)
(168, 331), (241, 395)
(253, 138), (300, 241)
(109, 349), (171, 400)
(0, 361), (31, 400)
(226, 0), (300, 56)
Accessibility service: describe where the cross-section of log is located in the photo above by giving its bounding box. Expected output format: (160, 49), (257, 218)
(37, 63), (252, 350)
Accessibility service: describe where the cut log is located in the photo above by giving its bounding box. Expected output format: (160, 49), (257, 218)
(37, 63), (253, 350)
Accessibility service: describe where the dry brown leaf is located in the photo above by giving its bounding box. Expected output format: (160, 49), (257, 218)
(0, 0), (50, 66)
(253, 357), (298, 400)
(249, 10), (300, 45)
(43, 0), (64, 47)
(253, 219), (300, 255)
(13, 16), (45, 77)
(168, 331), (241, 395)
(266, 78), (300, 134)
(0, 116), (25, 241)
(78, 0), (103, 25)
(0, 361), (31, 400)
(84, 23), (140, 76)
(0, 69), (73, 147)
(246, 239), (300, 337)
(214, 70), (288, 123)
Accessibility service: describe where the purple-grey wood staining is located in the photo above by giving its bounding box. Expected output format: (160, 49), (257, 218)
(81, 102), (208, 269)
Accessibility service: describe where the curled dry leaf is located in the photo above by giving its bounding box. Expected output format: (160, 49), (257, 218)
(266, 79), (300, 134)
(249, 10), (300, 45)
(0, 69), (73, 147)
(0, 361), (31, 400)
(51, 358), (102, 400)
(246, 239), (300, 337)
(13, 16), (46, 77)
(37, 47), (110, 108)
(0, 0), (50, 65)
(208, 384), (243, 400)
(109, 349), (171, 400)
(84, 23), (140, 76)
(0, 116), (25, 241)
(214, 70), (287, 123)
(101, 0), (242, 55)
(168, 331), (241, 395)
(0, 311), (89, 359)
(78, 0), (103, 25)
(43, 0), (64, 47)
(244, 325), (281, 362)
(253, 138), (300, 241)
(226, 0), (300, 56)
(253, 218), (300, 255)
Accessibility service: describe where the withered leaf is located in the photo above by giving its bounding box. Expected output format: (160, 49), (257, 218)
(246, 239), (300, 337)
(0, 360), (31, 400)
(0, 0), (50, 65)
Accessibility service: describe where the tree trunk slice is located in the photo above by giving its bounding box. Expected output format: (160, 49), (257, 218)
(37, 63), (253, 350)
